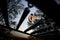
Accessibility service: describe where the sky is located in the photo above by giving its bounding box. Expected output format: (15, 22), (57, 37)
(9, 0), (38, 32)
(18, 0), (38, 33)
(55, 0), (60, 4)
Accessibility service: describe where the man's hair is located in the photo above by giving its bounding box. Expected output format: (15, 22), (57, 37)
(31, 14), (33, 16)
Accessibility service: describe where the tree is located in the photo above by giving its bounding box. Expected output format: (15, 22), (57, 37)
(8, 0), (24, 29)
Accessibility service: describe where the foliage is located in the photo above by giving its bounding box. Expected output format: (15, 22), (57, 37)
(8, 0), (24, 29)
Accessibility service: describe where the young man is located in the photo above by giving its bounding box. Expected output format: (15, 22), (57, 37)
(28, 13), (40, 24)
